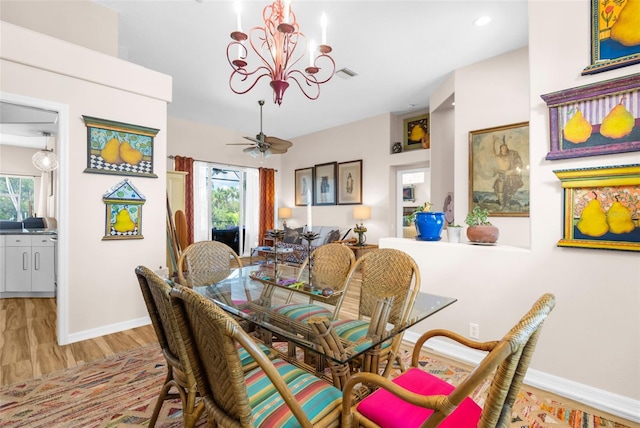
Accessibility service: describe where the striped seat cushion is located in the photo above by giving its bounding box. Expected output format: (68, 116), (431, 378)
(271, 303), (332, 323)
(245, 359), (342, 427)
(237, 342), (271, 367)
(357, 367), (482, 427)
(331, 319), (392, 352)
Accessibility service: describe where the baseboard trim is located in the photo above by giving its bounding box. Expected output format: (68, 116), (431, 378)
(67, 316), (151, 344)
(403, 331), (640, 424)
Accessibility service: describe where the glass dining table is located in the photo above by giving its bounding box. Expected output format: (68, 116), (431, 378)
(192, 263), (456, 388)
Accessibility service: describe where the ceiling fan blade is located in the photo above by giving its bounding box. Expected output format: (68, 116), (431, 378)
(226, 143), (254, 146)
(265, 136), (293, 149)
(243, 147), (257, 153)
(269, 147), (288, 154)
(243, 135), (262, 144)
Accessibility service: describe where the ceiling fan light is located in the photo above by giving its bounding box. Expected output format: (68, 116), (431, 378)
(249, 147), (260, 158)
(263, 148), (272, 159)
(32, 149), (58, 172)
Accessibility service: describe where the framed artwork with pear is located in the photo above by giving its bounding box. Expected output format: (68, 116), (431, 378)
(541, 72), (640, 160)
(554, 164), (640, 252)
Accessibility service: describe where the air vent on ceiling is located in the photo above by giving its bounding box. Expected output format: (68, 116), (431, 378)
(335, 68), (358, 79)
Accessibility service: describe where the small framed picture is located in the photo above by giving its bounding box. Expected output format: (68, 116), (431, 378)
(403, 113), (430, 151)
(337, 159), (363, 205)
(313, 162), (337, 206)
(469, 122), (530, 217)
(294, 167), (314, 206)
(402, 186), (415, 202)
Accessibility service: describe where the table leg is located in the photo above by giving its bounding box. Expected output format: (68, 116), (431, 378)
(308, 316), (351, 390)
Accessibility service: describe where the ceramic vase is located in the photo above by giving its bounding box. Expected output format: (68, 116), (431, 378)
(447, 226), (462, 243)
(414, 212), (445, 241)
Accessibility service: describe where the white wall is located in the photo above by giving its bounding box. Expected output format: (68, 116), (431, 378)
(383, 1), (640, 415)
(1, 21), (172, 342)
(279, 113), (431, 242)
(0, 0), (118, 56)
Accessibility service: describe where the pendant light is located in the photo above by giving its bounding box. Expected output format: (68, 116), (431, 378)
(32, 132), (58, 172)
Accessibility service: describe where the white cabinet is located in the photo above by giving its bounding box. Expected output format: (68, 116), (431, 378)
(4, 235), (55, 295)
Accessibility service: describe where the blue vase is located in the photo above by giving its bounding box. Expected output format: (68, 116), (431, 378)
(414, 212), (445, 241)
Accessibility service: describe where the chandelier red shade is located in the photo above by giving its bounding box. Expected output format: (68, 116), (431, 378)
(227, 0), (336, 105)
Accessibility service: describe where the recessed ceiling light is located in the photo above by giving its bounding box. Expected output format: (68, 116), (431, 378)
(473, 15), (492, 26)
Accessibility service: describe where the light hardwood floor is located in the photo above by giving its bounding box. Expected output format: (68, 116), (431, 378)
(0, 297), (157, 387)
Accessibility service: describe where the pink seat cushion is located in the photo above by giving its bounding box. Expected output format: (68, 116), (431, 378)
(357, 368), (482, 428)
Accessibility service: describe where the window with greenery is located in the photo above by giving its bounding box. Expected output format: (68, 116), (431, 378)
(0, 175), (35, 221)
(211, 168), (240, 229)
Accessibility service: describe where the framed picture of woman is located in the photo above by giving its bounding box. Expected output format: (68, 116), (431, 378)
(313, 162), (337, 206)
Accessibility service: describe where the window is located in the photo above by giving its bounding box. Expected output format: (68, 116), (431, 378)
(0, 175), (35, 221)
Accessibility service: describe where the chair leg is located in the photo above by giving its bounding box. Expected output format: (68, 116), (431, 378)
(182, 384), (205, 428)
(149, 368), (175, 428)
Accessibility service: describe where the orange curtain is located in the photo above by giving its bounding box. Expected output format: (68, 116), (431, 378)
(259, 168), (275, 244)
(174, 156), (194, 246)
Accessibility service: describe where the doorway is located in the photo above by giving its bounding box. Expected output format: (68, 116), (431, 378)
(396, 166), (430, 238)
(0, 92), (70, 344)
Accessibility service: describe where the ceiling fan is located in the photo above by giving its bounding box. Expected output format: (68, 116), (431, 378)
(227, 100), (292, 157)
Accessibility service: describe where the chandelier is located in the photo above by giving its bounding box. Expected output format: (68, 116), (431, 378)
(227, 0), (336, 105)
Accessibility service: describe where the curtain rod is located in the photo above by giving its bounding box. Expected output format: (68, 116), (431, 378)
(167, 155), (277, 172)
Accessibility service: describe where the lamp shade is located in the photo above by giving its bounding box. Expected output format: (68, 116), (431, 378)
(278, 207), (292, 219)
(353, 205), (371, 221)
(32, 149), (58, 172)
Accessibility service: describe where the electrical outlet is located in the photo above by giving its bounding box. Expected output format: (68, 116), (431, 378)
(469, 322), (480, 339)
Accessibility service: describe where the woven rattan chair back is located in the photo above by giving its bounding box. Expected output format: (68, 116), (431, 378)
(349, 248), (420, 327)
(169, 285), (327, 427)
(406, 293), (556, 428)
(135, 266), (203, 428)
(178, 240), (243, 288)
(296, 243), (355, 307)
(478, 293), (556, 428)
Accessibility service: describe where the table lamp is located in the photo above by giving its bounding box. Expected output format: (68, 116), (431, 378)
(353, 205), (371, 246)
(278, 207), (292, 228)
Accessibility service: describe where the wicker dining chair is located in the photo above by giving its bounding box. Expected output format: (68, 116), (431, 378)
(178, 240), (243, 288)
(168, 283), (344, 427)
(331, 248), (421, 377)
(135, 266), (204, 428)
(135, 266), (273, 427)
(341, 293), (556, 428)
(271, 243), (356, 323)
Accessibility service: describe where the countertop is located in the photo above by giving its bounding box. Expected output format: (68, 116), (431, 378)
(0, 229), (57, 236)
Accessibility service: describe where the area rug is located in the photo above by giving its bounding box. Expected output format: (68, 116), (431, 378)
(0, 343), (633, 428)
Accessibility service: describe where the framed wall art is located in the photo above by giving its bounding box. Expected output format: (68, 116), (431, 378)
(403, 113), (430, 151)
(313, 162), (337, 206)
(541, 73), (640, 160)
(294, 167), (314, 206)
(469, 122), (530, 217)
(553, 164), (640, 252)
(83, 115), (159, 178)
(337, 159), (363, 205)
(102, 178), (146, 240)
(582, 0), (640, 75)
(402, 186), (415, 202)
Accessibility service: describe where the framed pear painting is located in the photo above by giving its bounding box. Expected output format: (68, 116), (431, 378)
(102, 179), (146, 240)
(83, 115), (159, 178)
(541, 72), (640, 160)
(554, 164), (640, 252)
(582, 0), (640, 75)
